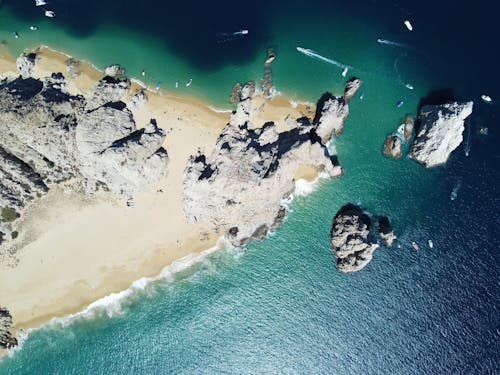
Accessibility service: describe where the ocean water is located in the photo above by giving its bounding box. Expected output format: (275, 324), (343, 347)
(1, 0), (499, 373)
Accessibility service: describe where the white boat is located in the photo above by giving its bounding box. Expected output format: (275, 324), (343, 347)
(45, 10), (56, 17)
(404, 20), (413, 31)
(405, 83), (414, 90)
(428, 240), (434, 249)
(186, 78), (192, 87)
(341, 67), (348, 77)
(481, 94), (492, 102)
(411, 241), (419, 250)
(13, 31), (19, 39)
(233, 29), (249, 36)
(30, 26), (38, 31)
(175, 81), (179, 88)
(35, 0), (47, 6)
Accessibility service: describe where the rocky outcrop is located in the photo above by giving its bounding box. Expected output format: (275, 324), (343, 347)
(377, 216), (395, 248)
(409, 102), (473, 167)
(129, 89), (148, 110)
(0, 58), (169, 243)
(383, 134), (402, 158)
(16, 53), (36, 78)
(311, 78), (361, 143)
(403, 114), (414, 142)
(183, 82), (349, 246)
(330, 204), (379, 273)
(343, 77), (362, 102)
(104, 64), (125, 78)
(0, 307), (17, 349)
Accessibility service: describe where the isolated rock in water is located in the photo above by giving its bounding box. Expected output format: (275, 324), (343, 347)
(377, 216), (395, 248)
(383, 134), (402, 158)
(16, 52), (36, 78)
(313, 79), (361, 142)
(0, 307), (17, 349)
(409, 102), (473, 167)
(104, 64), (125, 77)
(330, 203), (379, 273)
(403, 114), (414, 142)
(183, 83), (344, 246)
(343, 77), (362, 102)
(264, 48), (276, 66)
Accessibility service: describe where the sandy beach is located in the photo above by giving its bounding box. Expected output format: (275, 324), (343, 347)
(0, 46), (317, 339)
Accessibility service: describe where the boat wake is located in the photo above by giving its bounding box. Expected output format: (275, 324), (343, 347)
(377, 38), (408, 49)
(464, 123), (471, 156)
(296, 47), (351, 70)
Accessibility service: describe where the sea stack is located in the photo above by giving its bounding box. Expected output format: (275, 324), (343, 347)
(330, 204), (379, 273)
(382, 134), (402, 158)
(377, 216), (395, 248)
(409, 102), (473, 167)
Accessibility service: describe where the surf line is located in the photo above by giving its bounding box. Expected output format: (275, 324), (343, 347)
(296, 46), (353, 71)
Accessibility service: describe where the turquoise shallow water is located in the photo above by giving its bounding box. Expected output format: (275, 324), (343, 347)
(1, 0), (499, 373)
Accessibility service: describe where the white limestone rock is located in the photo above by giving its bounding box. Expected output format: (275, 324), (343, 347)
(409, 102), (473, 167)
(16, 53), (36, 78)
(383, 134), (402, 158)
(330, 204), (379, 273)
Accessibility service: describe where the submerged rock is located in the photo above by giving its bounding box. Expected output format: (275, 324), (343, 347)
(377, 216), (395, 248)
(409, 101), (473, 167)
(0, 307), (17, 349)
(330, 203), (379, 273)
(183, 82), (346, 246)
(383, 134), (402, 158)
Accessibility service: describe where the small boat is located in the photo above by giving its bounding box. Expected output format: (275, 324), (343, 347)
(155, 81), (161, 90)
(396, 100), (404, 108)
(13, 31), (19, 39)
(404, 20), (413, 31)
(481, 94), (492, 103)
(30, 26), (38, 31)
(44, 10), (56, 17)
(341, 67), (348, 77)
(359, 92), (364, 100)
(175, 81), (179, 88)
(428, 240), (434, 249)
(35, 0), (47, 6)
(405, 83), (414, 90)
(233, 29), (249, 36)
(186, 78), (192, 87)
(411, 241), (419, 250)
(141, 70), (146, 76)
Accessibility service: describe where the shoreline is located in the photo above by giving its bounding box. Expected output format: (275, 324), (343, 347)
(0, 44), (321, 353)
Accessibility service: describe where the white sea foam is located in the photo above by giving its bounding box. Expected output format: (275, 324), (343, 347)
(209, 106), (232, 113)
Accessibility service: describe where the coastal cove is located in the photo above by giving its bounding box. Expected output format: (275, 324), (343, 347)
(0, 0), (499, 373)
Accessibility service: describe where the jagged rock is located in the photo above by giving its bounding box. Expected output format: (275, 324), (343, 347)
(104, 64), (125, 77)
(313, 79), (361, 142)
(129, 89), (148, 110)
(229, 82), (242, 104)
(0, 58), (169, 245)
(0, 307), (17, 349)
(410, 102), (473, 167)
(403, 114), (414, 142)
(377, 216), (395, 248)
(343, 77), (362, 102)
(183, 89), (345, 246)
(86, 76), (131, 111)
(330, 204), (379, 273)
(16, 52), (36, 78)
(383, 134), (402, 158)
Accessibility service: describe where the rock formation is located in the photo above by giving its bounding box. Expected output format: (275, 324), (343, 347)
(313, 79), (361, 142)
(16, 53), (36, 78)
(183, 82), (356, 246)
(330, 203), (379, 273)
(0, 307), (17, 349)
(377, 216), (395, 248)
(343, 77), (362, 102)
(383, 134), (402, 158)
(104, 64), (125, 78)
(403, 114), (414, 142)
(0, 54), (169, 243)
(409, 102), (473, 167)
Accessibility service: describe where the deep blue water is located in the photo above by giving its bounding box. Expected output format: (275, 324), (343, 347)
(0, 0), (499, 373)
